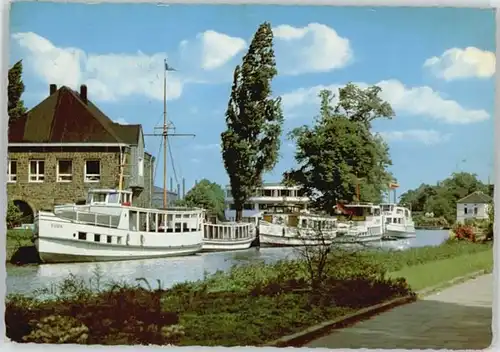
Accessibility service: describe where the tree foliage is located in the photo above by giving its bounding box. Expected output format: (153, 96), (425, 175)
(176, 179), (225, 220)
(283, 84), (394, 213)
(221, 22), (284, 221)
(8, 60), (27, 124)
(399, 172), (490, 225)
(7, 200), (23, 229)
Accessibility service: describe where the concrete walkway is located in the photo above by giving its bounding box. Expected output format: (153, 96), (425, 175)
(306, 274), (493, 350)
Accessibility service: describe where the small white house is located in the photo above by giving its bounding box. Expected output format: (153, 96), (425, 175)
(456, 191), (493, 224)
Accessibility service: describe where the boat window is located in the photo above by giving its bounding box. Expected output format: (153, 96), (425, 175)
(117, 236), (122, 244)
(373, 208), (381, 216)
(107, 235), (112, 244)
(129, 211), (138, 231)
(93, 193), (107, 203)
(139, 212), (147, 231)
(94, 234), (101, 242)
(382, 205), (391, 212)
(78, 232), (87, 240)
(405, 210), (409, 217)
(108, 193), (120, 204)
(396, 209), (404, 215)
(86, 193), (92, 204)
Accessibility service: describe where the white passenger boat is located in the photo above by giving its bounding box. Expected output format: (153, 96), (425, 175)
(333, 203), (384, 243)
(33, 189), (205, 263)
(380, 203), (416, 239)
(258, 211), (338, 247)
(202, 220), (256, 252)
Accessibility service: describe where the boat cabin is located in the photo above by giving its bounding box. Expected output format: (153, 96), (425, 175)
(86, 189), (133, 207)
(263, 212), (337, 230)
(340, 204), (381, 221)
(380, 203), (411, 225)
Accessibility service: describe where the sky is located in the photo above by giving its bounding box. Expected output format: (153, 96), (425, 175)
(9, 3), (496, 198)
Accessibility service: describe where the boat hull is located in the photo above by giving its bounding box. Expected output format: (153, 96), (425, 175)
(384, 224), (417, 239)
(259, 233), (335, 247)
(202, 236), (256, 252)
(332, 234), (382, 244)
(34, 211), (204, 264)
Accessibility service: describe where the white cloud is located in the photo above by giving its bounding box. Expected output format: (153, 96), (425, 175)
(13, 32), (183, 102)
(179, 30), (246, 73)
(378, 129), (451, 145)
(113, 118), (129, 125)
(281, 79), (489, 124)
(423, 47), (495, 81)
(192, 143), (220, 151)
(273, 23), (352, 75)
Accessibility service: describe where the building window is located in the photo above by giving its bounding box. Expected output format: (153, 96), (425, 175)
(85, 160), (101, 182)
(464, 207), (468, 214)
(7, 160), (17, 183)
(57, 160), (73, 182)
(474, 207), (478, 215)
(138, 157), (144, 177)
(29, 160), (45, 182)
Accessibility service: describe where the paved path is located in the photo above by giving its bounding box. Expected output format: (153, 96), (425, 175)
(306, 274), (493, 349)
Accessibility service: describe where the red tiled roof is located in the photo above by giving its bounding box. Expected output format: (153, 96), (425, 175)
(8, 86), (141, 145)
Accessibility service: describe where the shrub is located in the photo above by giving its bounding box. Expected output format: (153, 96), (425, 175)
(452, 224), (476, 242)
(22, 315), (89, 344)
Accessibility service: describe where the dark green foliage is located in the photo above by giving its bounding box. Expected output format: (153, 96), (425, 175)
(221, 22), (284, 221)
(284, 85), (394, 212)
(400, 172), (489, 225)
(176, 179), (225, 219)
(8, 60), (27, 123)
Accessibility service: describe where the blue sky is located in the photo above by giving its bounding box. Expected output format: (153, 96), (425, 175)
(10, 3), (495, 197)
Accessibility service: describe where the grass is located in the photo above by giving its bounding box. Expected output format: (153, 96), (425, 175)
(388, 247), (493, 291)
(6, 229), (33, 262)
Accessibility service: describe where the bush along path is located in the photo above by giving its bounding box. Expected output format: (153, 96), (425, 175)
(5, 241), (493, 346)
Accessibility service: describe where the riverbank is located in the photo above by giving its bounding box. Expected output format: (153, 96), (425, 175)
(6, 229), (37, 263)
(5, 240), (493, 346)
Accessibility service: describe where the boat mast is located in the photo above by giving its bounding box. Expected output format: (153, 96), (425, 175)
(163, 58), (168, 209)
(144, 59), (196, 209)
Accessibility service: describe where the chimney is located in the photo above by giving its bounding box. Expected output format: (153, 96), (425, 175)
(182, 178), (186, 199)
(80, 84), (88, 103)
(49, 84), (57, 95)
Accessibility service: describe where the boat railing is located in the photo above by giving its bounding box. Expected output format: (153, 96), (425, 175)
(55, 210), (121, 228)
(204, 221), (255, 240)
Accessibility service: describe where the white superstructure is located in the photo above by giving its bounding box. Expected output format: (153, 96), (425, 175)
(380, 203), (416, 239)
(224, 183), (309, 222)
(334, 203), (384, 243)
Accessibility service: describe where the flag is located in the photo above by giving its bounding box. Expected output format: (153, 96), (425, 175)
(388, 181), (399, 189)
(165, 60), (176, 71)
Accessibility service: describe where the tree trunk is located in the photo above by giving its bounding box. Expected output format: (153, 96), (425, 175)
(236, 209), (243, 222)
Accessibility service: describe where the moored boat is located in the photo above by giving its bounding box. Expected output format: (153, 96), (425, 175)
(380, 203), (416, 239)
(34, 189), (205, 263)
(333, 203), (384, 243)
(202, 220), (256, 252)
(258, 211), (338, 247)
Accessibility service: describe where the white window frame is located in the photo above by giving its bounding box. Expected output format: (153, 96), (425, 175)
(57, 159), (73, 182)
(138, 157), (144, 177)
(7, 159), (17, 183)
(29, 160), (45, 183)
(84, 160), (101, 183)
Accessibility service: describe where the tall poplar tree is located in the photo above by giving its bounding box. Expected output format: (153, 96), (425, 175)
(8, 60), (27, 124)
(221, 22), (284, 221)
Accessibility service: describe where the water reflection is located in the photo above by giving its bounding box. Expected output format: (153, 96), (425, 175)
(6, 230), (449, 295)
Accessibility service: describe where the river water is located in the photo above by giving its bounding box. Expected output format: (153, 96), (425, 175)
(6, 230), (450, 296)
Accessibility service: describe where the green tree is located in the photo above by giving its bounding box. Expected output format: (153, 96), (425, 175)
(176, 179), (226, 220)
(401, 172), (488, 225)
(221, 22), (284, 221)
(8, 60), (27, 124)
(6, 200), (22, 229)
(284, 86), (394, 213)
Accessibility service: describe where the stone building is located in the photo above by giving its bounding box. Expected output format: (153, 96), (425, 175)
(7, 84), (154, 223)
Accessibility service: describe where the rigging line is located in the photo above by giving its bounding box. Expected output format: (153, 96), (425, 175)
(167, 137), (179, 186)
(153, 138), (163, 188)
